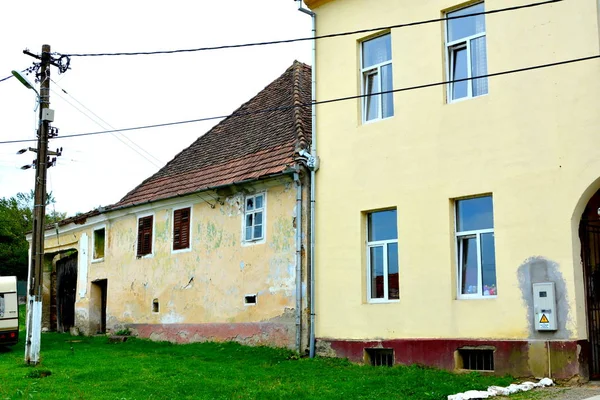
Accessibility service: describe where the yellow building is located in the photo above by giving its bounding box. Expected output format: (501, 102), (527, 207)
(37, 62), (313, 351)
(305, 0), (600, 379)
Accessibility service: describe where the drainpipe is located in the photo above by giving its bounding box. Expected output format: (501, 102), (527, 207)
(294, 171), (303, 353)
(297, 0), (319, 359)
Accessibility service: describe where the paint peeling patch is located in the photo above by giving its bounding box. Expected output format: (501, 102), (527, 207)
(221, 194), (244, 217)
(270, 216), (294, 253)
(517, 257), (571, 339)
(240, 261), (245, 271)
(161, 311), (185, 324)
(75, 309), (89, 335)
(267, 258), (296, 296)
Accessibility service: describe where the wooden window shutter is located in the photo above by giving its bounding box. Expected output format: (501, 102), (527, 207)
(137, 216), (153, 257)
(173, 208), (190, 250)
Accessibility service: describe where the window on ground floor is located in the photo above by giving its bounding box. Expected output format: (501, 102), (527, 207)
(367, 209), (399, 302)
(173, 207), (191, 251)
(455, 195), (496, 298)
(244, 193), (265, 242)
(136, 215), (154, 258)
(93, 227), (106, 261)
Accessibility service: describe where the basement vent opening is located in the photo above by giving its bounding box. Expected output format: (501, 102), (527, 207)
(152, 299), (159, 313)
(365, 348), (394, 367)
(458, 348), (495, 371)
(244, 294), (257, 306)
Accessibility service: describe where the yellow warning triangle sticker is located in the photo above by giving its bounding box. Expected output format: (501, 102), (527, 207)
(540, 314), (549, 323)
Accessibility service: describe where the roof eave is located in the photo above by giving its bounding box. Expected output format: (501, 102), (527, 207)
(110, 169), (297, 213)
(304, 0), (335, 9)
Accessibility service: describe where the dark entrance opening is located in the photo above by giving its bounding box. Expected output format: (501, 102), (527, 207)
(579, 188), (600, 379)
(56, 254), (78, 333)
(91, 279), (107, 334)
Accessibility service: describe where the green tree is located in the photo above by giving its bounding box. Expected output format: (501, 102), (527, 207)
(0, 191), (67, 279)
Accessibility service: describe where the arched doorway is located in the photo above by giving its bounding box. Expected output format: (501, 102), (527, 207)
(579, 188), (600, 378)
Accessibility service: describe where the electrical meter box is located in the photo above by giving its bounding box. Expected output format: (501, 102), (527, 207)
(42, 108), (54, 122)
(533, 282), (557, 331)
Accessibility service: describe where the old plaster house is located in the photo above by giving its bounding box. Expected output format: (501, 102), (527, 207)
(37, 62), (313, 352)
(304, 0), (600, 379)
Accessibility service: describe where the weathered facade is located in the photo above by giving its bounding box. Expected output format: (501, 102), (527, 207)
(37, 62), (313, 351)
(305, 0), (600, 379)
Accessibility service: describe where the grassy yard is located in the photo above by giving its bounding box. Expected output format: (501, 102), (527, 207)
(0, 306), (519, 400)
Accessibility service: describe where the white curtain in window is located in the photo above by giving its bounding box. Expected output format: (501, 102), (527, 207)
(470, 36), (488, 96)
(363, 35), (391, 67)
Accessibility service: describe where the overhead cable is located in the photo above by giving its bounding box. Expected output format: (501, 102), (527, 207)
(56, 0), (562, 57)
(1, 53), (597, 145)
(50, 79), (164, 168)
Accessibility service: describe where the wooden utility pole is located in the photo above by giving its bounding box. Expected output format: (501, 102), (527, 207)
(24, 44), (52, 365)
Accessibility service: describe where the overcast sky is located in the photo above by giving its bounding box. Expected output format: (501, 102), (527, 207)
(0, 0), (312, 216)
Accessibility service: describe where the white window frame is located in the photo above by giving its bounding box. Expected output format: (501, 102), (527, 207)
(366, 211), (399, 303)
(455, 197), (496, 300)
(171, 205), (193, 254)
(92, 225), (106, 263)
(242, 193), (266, 245)
(445, 2), (487, 103)
(136, 213), (155, 259)
(361, 33), (393, 123)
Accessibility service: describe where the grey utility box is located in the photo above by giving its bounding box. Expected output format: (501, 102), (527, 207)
(533, 282), (557, 331)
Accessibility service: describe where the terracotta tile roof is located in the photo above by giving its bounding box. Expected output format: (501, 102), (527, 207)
(115, 61), (311, 208)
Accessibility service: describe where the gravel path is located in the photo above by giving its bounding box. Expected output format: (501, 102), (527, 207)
(495, 383), (600, 400)
(536, 384), (600, 399)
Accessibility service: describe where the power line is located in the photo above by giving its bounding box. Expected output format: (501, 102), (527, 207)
(50, 79), (164, 168)
(1, 53), (597, 146)
(56, 0), (562, 58)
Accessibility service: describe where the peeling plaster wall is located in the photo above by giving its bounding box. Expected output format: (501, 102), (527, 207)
(43, 177), (308, 348)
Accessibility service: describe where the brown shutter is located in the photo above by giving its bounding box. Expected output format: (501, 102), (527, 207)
(173, 208), (190, 250)
(137, 216), (153, 257)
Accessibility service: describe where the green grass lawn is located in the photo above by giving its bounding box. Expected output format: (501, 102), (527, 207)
(0, 306), (516, 400)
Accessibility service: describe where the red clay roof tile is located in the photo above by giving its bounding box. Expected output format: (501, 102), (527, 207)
(115, 62), (311, 208)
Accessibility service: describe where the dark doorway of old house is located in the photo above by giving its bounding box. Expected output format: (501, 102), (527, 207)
(56, 254), (77, 333)
(580, 188), (600, 379)
(91, 279), (107, 334)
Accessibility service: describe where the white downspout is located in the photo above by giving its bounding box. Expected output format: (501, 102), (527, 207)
(297, 0), (318, 358)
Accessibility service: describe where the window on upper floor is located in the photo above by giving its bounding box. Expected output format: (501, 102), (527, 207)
(446, 2), (488, 102)
(173, 207), (191, 251)
(92, 227), (106, 261)
(367, 209), (399, 302)
(361, 33), (394, 123)
(455, 195), (496, 299)
(136, 215), (153, 258)
(244, 193), (265, 242)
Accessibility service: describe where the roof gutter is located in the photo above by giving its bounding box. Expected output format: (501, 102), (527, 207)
(297, 0), (319, 359)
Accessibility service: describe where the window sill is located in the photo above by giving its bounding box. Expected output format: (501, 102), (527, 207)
(91, 258), (104, 264)
(362, 115), (394, 126)
(366, 299), (400, 305)
(171, 247), (192, 255)
(447, 92), (488, 105)
(136, 254), (154, 260)
(242, 238), (266, 247)
(456, 295), (497, 300)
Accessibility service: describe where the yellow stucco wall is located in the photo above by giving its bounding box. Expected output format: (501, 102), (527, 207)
(312, 0), (600, 341)
(43, 176), (309, 346)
